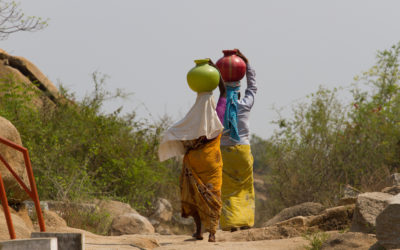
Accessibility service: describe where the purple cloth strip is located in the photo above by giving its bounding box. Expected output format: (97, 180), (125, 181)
(216, 96), (227, 124)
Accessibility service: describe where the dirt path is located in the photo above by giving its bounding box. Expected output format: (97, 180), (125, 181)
(153, 234), (308, 250)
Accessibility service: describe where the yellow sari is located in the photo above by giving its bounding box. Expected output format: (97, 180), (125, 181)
(220, 144), (255, 230)
(180, 134), (223, 234)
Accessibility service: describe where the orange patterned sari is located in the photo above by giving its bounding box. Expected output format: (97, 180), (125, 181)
(180, 134), (223, 234)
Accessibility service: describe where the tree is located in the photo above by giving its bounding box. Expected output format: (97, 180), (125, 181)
(0, 0), (47, 40)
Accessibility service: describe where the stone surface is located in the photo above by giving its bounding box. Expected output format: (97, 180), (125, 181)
(388, 173), (400, 186)
(263, 202), (324, 227)
(45, 200), (98, 218)
(110, 213), (155, 236)
(150, 198), (172, 223)
(23, 200), (49, 219)
(0, 206), (32, 240)
(94, 199), (138, 220)
(31, 232), (83, 250)
(169, 213), (195, 235)
(376, 194), (400, 249)
(0, 238), (57, 250)
(0, 116), (29, 201)
(321, 231), (378, 250)
(343, 184), (361, 198)
(42, 210), (67, 228)
(307, 205), (354, 231)
(350, 192), (393, 233)
(0, 54), (54, 109)
(381, 185), (400, 195)
(338, 197), (357, 206)
(273, 205), (354, 232)
(0, 49), (59, 101)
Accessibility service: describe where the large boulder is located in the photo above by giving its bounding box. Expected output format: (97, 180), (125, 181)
(387, 173), (400, 186)
(150, 198), (172, 223)
(149, 198), (173, 235)
(376, 194), (400, 249)
(275, 205), (354, 232)
(95, 199), (138, 220)
(350, 192), (393, 233)
(0, 206), (32, 240)
(0, 49), (59, 102)
(381, 185), (400, 195)
(110, 213), (155, 236)
(306, 205), (354, 231)
(263, 202), (325, 227)
(0, 116), (29, 201)
(42, 210), (67, 228)
(321, 231), (378, 250)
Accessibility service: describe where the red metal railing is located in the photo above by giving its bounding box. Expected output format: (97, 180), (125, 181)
(0, 136), (45, 239)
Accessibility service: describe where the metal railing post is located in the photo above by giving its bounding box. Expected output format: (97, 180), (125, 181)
(0, 136), (46, 238)
(0, 171), (16, 239)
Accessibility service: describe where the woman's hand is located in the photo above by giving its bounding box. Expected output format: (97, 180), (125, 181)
(208, 58), (217, 68)
(235, 49), (249, 64)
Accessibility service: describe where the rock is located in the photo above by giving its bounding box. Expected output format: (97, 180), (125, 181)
(338, 197), (357, 206)
(45, 200), (98, 218)
(94, 199), (138, 220)
(343, 184), (361, 198)
(350, 192), (393, 233)
(169, 213), (195, 235)
(274, 205), (354, 232)
(376, 194), (400, 249)
(387, 173), (400, 186)
(149, 198), (174, 235)
(154, 224), (173, 235)
(381, 185), (400, 195)
(307, 205), (354, 231)
(321, 231), (378, 250)
(0, 54), (54, 108)
(254, 178), (267, 193)
(110, 213), (155, 236)
(0, 49), (59, 102)
(0, 206), (32, 240)
(150, 198), (172, 223)
(23, 200), (49, 219)
(263, 202), (325, 227)
(0, 116), (29, 201)
(15, 206), (34, 231)
(42, 210), (67, 228)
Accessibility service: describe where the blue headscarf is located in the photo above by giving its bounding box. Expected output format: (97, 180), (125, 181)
(223, 85), (240, 142)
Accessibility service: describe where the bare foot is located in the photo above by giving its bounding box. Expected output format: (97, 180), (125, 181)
(192, 232), (203, 240)
(208, 233), (216, 242)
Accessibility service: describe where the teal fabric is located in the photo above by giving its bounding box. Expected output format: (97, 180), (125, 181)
(223, 86), (240, 142)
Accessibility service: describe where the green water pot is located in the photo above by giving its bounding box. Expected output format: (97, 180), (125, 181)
(186, 59), (220, 93)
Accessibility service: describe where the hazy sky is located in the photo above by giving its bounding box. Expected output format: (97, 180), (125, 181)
(2, 0), (400, 138)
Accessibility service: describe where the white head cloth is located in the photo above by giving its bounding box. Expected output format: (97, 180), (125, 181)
(158, 92), (223, 162)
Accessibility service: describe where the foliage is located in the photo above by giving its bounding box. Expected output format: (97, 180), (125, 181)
(253, 42), (400, 218)
(303, 231), (329, 250)
(0, 0), (48, 40)
(0, 72), (179, 213)
(60, 204), (113, 236)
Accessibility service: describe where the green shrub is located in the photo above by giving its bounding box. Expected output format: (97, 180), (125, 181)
(303, 231), (329, 250)
(253, 42), (400, 218)
(0, 72), (179, 213)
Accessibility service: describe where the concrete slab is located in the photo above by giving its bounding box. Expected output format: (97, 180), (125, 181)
(0, 237), (57, 250)
(31, 232), (84, 250)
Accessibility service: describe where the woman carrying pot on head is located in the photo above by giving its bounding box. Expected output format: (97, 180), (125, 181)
(158, 59), (225, 242)
(214, 49), (258, 232)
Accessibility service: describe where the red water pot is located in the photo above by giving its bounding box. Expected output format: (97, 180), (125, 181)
(216, 49), (246, 82)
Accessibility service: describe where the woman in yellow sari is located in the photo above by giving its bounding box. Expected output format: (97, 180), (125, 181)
(159, 87), (224, 241)
(216, 50), (257, 231)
